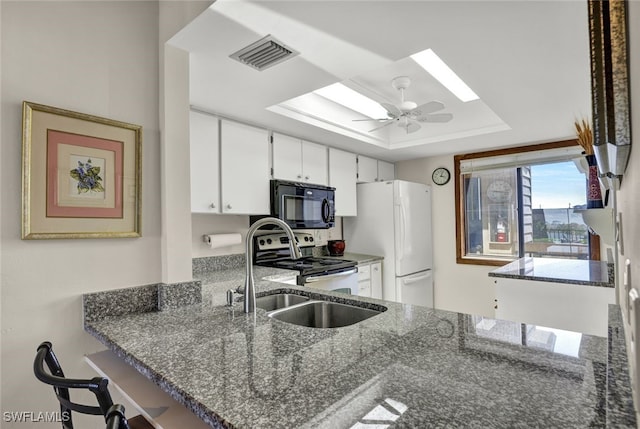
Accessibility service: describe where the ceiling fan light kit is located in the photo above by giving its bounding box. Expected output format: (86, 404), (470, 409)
(356, 75), (453, 134)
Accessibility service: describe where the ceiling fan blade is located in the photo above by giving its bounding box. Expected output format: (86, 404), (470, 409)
(411, 101), (445, 116)
(380, 102), (402, 118)
(369, 120), (395, 133)
(352, 118), (389, 122)
(416, 113), (453, 123)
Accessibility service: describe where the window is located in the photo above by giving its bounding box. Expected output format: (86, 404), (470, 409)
(455, 140), (599, 266)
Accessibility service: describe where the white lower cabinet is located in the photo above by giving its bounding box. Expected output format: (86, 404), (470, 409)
(357, 261), (382, 299)
(370, 262), (382, 299)
(357, 264), (371, 297)
(494, 277), (615, 337)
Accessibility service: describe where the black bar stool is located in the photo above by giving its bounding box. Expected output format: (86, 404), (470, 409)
(33, 341), (153, 429)
(105, 404), (128, 429)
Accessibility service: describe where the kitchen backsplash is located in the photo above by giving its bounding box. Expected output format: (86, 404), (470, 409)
(192, 214), (343, 258)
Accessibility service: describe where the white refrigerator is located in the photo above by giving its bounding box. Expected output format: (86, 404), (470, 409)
(344, 180), (433, 307)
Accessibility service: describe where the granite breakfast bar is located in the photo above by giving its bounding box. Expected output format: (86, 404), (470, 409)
(83, 259), (636, 428)
(489, 257), (616, 337)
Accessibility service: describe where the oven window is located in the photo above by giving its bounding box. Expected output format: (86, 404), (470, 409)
(284, 196), (322, 222)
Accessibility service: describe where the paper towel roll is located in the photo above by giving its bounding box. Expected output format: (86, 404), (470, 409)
(203, 233), (242, 249)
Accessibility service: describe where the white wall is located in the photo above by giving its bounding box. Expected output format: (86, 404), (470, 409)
(161, 1), (212, 281)
(0, 1), (161, 427)
(396, 156), (496, 317)
(618, 0), (640, 418)
(0, 0), (4, 403)
(192, 214), (250, 258)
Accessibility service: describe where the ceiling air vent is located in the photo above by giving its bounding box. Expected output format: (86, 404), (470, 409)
(229, 35), (299, 71)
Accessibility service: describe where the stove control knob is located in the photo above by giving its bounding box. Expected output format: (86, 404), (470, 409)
(259, 239), (265, 246)
(266, 238), (272, 244)
(304, 236), (309, 241)
(309, 237), (314, 242)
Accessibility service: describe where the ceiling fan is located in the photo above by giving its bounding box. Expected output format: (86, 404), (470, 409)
(354, 76), (453, 134)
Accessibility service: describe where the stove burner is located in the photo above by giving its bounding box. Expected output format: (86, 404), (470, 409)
(273, 260), (314, 269)
(271, 257), (343, 269)
(253, 232), (356, 277)
(316, 259), (343, 265)
(260, 256), (355, 275)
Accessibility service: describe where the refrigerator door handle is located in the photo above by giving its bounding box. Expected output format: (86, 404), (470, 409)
(398, 198), (406, 262)
(403, 272), (430, 285)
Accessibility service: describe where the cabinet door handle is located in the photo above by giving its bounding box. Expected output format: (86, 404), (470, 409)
(210, 203), (216, 209)
(226, 204), (232, 210)
(297, 174), (302, 179)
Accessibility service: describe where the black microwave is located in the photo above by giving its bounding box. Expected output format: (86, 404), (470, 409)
(270, 180), (335, 229)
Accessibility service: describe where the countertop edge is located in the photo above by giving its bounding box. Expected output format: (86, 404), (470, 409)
(488, 271), (614, 288)
(489, 257), (614, 288)
(85, 322), (231, 429)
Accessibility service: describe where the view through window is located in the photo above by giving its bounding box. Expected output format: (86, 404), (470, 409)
(528, 161), (589, 259)
(456, 142), (594, 265)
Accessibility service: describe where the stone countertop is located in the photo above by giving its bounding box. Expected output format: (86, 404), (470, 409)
(489, 257), (613, 287)
(84, 268), (635, 428)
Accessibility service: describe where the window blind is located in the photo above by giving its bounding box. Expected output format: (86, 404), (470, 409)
(459, 146), (584, 173)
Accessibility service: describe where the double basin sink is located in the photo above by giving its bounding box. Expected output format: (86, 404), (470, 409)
(255, 292), (384, 329)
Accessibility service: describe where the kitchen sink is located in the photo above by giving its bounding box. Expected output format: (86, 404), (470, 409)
(268, 300), (383, 328)
(255, 293), (309, 311)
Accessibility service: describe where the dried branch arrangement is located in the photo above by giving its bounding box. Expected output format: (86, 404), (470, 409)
(575, 119), (593, 155)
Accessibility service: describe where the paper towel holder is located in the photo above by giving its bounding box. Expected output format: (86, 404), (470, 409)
(202, 233), (242, 248)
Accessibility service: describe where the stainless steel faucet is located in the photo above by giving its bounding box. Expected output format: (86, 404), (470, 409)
(244, 217), (302, 313)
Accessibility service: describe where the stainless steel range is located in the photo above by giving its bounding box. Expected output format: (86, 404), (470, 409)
(254, 232), (358, 294)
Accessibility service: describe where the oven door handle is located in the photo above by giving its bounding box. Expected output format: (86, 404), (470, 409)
(305, 268), (358, 283)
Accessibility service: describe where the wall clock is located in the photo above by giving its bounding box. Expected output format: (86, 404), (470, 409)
(432, 167), (451, 186)
(487, 180), (513, 202)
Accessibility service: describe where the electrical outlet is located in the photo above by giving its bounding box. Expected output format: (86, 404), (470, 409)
(314, 229), (327, 246)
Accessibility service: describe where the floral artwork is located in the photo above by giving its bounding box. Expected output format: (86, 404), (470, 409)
(22, 101), (141, 239)
(70, 158), (104, 194)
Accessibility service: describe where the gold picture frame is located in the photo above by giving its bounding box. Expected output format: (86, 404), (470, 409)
(22, 101), (142, 239)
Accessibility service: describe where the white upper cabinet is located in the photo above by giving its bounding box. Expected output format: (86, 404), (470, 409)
(377, 161), (395, 182)
(358, 155), (395, 183)
(302, 141), (328, 185)
(272, 133), (301, 182)
(189, 110), (219, 213)
(357, 155), (378, 183)
(220, 119), (270, 214)
(272, 133), (328, 185)
(328, 148), (357, 216)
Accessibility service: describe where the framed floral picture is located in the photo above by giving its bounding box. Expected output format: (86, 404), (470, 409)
(22, 101), (142, 239)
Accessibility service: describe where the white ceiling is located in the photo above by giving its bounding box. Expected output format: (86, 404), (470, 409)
(169, 0), (590, 162)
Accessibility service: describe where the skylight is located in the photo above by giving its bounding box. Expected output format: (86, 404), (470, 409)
(411, 49), (480, 102)
(314, 83), (388, 119)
